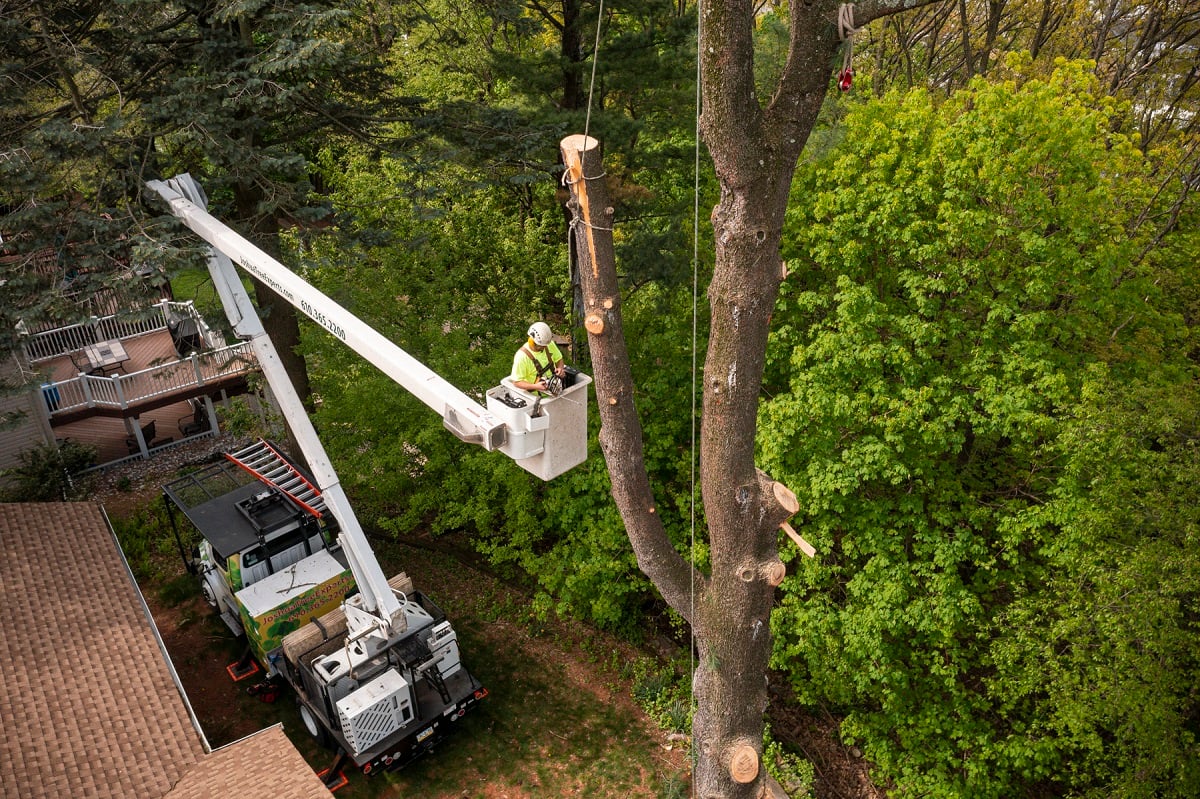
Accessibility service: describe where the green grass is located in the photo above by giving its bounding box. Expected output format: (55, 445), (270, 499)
(170, 266), (256, 322)
(170, 267), (223, 317)
(157, 573), (200, 606)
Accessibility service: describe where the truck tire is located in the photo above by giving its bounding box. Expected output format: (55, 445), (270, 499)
(200, 581), (218, 609)
(298, 701), (335, 750)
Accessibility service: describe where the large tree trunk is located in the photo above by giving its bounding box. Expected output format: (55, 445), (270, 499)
(564, 3), (948, 797)
(693, 5), (841, 796)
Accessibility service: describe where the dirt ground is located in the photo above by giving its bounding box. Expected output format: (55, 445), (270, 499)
(92, 435), (883, 799)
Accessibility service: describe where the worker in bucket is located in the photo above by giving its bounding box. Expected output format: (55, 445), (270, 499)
(512, 321), (567, 395)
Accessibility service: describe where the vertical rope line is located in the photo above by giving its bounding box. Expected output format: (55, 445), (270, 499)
(572, 0), (607, 349)
(583, 0), (606, 144)
(690, 2), (702, 797)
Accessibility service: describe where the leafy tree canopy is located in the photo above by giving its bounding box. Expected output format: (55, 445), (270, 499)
(762, 58), (1198, 798)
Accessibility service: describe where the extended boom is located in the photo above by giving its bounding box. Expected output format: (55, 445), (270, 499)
(147, 174), (590, 481)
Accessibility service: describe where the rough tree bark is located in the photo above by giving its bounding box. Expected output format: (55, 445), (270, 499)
(561, 3), (947, 797)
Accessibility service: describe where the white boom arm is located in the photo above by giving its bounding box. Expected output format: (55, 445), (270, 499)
(147, 177), (507, 451)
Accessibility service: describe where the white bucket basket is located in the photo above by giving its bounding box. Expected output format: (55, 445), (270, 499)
(486, 372), (592, 480)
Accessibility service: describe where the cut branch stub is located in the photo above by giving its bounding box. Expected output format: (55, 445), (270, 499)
(771, 478), (799, 515)
(742, 559), (786, 585)
(729, 742), (760, 783)
(585, 312), (605, 334)
(764, 560), (786, 586)
(756, 469), (799, 530)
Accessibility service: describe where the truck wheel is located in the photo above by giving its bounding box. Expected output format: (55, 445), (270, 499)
(200, 582), (218, 609)
(299, 701), (335, 750)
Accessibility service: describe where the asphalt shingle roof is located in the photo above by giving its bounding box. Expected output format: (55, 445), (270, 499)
(0, 502), (332, 799)
(165, 725), (333, 799)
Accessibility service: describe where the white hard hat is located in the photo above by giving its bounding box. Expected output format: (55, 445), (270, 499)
(527, 321), (553, 346)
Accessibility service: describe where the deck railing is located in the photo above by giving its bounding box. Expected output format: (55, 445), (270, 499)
(21, 300), (203, 363)
(39, 342), (257, 418)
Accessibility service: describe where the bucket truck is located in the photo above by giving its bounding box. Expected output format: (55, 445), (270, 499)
(150, 173), (591, 782)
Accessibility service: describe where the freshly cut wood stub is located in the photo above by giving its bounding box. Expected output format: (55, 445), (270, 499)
(771, 479), (799, 514)
(729, 743), (760, 783)
(764, 560), (786, 586)
(756, 471), (800, 530)
(585, 313), (605, 334)
(561, 133), (600, 155)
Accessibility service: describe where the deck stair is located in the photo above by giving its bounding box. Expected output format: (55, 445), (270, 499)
(225, 438), (326, 518)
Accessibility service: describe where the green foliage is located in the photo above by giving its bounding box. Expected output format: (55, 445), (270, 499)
(988, 370), (1200, 797)
(658, 771), (690, 799)
(629, 657), (693, 734)
(855, 4), (1200, 154)
(109, 502), (183, 583)
(763, 723), (815, 798)
(217, 389), (282, 440)
(763, 61), (1198, 798)
(1, 0), (395, 361)
(1, 441), (98, 502)
(388, 0), (706, 288)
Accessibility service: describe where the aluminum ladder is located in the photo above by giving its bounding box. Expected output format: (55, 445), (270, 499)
(225, 438), (327, 518)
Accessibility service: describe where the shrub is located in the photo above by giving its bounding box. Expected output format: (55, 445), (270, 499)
(1, 440), (97, 501)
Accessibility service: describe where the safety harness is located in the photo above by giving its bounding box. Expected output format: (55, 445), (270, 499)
(521, 345), (556, 382)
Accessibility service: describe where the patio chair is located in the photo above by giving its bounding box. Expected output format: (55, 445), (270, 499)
(125, 419), (173, 453)
(178, 399), (212, 437)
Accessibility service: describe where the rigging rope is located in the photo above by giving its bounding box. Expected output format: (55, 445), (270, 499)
(583, 0), (606, 145)
(690, 4), (702, 796)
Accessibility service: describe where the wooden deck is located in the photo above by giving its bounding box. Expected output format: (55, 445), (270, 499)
(38, 329), (254, 465)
